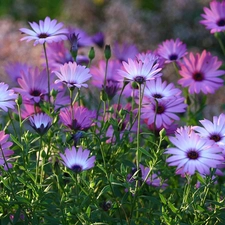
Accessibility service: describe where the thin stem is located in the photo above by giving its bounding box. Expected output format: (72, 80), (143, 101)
(43, 42), (51, 103)
(215, 33), (225, 55)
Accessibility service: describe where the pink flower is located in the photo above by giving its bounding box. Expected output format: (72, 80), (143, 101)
(157, 38), (187, 63)
(142, 97), (187, 129)
(20, 17), (68, 46)
(178, 50), (225, 94)
(54, 62), (92, 89)
(200, 1), (225, 33)
(0, 131), (14, 170)
(59, 104), (96, 132)
(14, 67), (56, 104)
(0, 83), (18, 112)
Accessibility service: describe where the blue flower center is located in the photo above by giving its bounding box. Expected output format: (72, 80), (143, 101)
(30, 89), (41, 96)
(217, 18), (225, 27)
(156, 105), (165, 114)
(187, 150), (199, 160)
(134, 76), (145, 84)
(71, 165), (82, 172)
(169, 54), (178, 61)
(153, 93), (163, 99)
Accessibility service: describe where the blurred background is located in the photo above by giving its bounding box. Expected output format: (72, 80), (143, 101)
(0, 0), (224, 116)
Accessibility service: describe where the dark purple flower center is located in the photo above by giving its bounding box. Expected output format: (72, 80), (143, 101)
(193, 72), (204, 81)
(71, 119), (81, 131)
(217, 18), (225, 27)
(30, 89), (41, 96)
(71, 164), (82, 172)
(210, 134), (221, 142)
(187, 150), (199, 160)
(134, 76), (145, 84)
(153, 93), (163, 99)
(156, 105), (165, 114)
(169, 54), (178, 61)
(38, 33), (49, 38)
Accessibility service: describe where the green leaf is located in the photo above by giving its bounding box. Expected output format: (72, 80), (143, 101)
(10, 134), (23, 150)
(139, 147), (151, 157)
(159, 193), (166, 204)
(97, 185), (110, 199)
(168, 201), (177, 213)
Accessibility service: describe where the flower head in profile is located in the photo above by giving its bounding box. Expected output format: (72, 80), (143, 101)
(60, 146), (95, 172)
(118, 58), (162, 84)
(0, 131), (14, 170)
(0, 83), (18, 112)
(20, 17), (68, 46)
(178, 50), (225, 94)
(29, 113), (52, 136)
(59, 104), (96, 132)
(193, 113), (225, 151)
(165, 126), (224, 176)
(157, 38), (187, 63)
(200, 1), (225, 33)
(54, 62), (92, 89)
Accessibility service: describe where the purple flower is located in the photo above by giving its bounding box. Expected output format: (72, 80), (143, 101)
(4, 62), (30, 85)
(178, 50), (225, 94)
(0, 83), (18, 112)
(113, 42), (139, 62)
(59, 104), (96, 132)
(157, 38), (187, 63)
(143, 78), (183, 103)
(45, 41), (74, 71)
(165, 126), (224, 176)
(60, 146), (95, 172)
(54, 62), (92, 89)
(0, 131), (14, 170)
(118, 58), (162, 84)
(200, 1), (225, 33)
(29, 113), (52, 135)
(139, 164), (167, 188)
(142, 97), (187, 129)
(92, 32), (105, 48)
(14, 67), (54, 104)
(193, 113), (225, 151)
(20, 17), (68, 46)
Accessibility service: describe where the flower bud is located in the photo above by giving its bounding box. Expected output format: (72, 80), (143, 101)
(88, 47), (95, 60)
(104, 45), (111, 60)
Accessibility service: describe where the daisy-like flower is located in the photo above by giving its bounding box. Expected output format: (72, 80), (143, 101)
(0, 131), (14, 170)
(193, 113), (225, 151)
(54, 62), (92, 89)
(142, 97), (187, 129)
(29, 113), (52, 136)
(20, 17), (68, 46)
(0, 83), (18, 112)
(118, 58), (162, 84)
(113, 42), (139, 63)
(59, 104), (96, 132)
(200, 1), (225, 33)
(178, 50), (225, 94)
(60, 146), (96, 172)
(165, 126), (224, 176)
(14, 67), (55, 104)
(143, 78), (182, 103)
(157, 38), (187, 63)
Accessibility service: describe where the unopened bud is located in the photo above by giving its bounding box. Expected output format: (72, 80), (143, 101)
(104, 45), (111, 60)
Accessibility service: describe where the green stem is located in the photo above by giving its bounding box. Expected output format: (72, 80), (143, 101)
(43, 42), (51, 103)
(215, 33), (225, 55)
